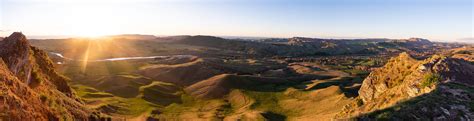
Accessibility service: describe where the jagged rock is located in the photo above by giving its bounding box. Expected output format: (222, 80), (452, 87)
(358, 52), (419, 102)
(406, 86), (420, 97)
(440, 107), (450, 116)
(435, 116), (446, 120)
(0, 32), (33, 83)
(0, 32), (107, 120)
(336, 52), (474, 120)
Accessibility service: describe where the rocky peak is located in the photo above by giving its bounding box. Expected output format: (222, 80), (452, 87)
(338, 53), (474, 119)
(358, 52), (419, 102)
(1, 32), (29, 46)
(395, 52), (413, 60)
(0, 32), (75, 94)
(0, 32), (31, 57)
(0, 32), (107, 119)
(0, 32), (33, 83)
(359, 53), (473, 103)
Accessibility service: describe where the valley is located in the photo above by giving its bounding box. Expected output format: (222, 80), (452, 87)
(18, 34), (472, 120)
(1, 0), (472, 120)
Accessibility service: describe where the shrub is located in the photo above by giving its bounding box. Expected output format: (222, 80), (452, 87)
(470, 101), (474, 112)
(29, 70), (43, 87)
(356, 98), (364, 107)
(40, 94), (48, 103)
(421, 73), (442, 87)
(455, 50), (471, 55)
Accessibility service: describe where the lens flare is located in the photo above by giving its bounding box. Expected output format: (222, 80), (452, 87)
(81, 40), (92, 73)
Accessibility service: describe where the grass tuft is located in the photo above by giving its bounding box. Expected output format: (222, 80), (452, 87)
(421, 73), (442, 87)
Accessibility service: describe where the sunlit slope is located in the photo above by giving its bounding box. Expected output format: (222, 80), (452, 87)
(31, 35), (465, 120)
(337, 53), (474, 120)
(139, 58), (223, 86)
(184, 74), (290, 99)
(55, 52), (361, 120)
(450, 46), (474, 63)
(151, 85), (353, 120)
(30, 37), (206, 60)
(138, 57), (291, 86)
(0, 32), (107, 120)
(144, 62), (360, 120)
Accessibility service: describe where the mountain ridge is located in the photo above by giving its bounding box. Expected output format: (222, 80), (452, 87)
(0, 32), (107, 120)
(337, 52), (474, 120)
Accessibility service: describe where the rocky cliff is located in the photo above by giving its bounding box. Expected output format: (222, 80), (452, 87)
(0, 32), (104, 120)
(337, 52), (474, 120)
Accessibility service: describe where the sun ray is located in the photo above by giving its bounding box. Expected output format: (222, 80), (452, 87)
(81, 39), (93, 73)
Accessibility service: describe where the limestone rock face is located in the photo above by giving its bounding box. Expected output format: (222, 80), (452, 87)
(358, 53), (473, 103)
(0, 32), (33, 83)
(0, 32), (103, 120)
(358, 52), (419, 103)
(337, 52), (474, 120)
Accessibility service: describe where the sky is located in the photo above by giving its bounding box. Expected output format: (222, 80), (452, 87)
(0, 0), (472, 42)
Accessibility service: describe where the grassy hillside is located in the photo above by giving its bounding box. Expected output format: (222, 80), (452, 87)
(26, 35), (471, 120)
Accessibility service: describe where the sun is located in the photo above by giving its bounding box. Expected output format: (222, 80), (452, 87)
(73, 29), (113, 38)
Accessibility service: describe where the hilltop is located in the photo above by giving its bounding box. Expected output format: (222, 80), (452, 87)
(0, 32), (106, 120)
(337, 52), (474, 120)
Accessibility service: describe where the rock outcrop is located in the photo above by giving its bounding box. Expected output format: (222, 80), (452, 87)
(0, 32), (33, 83)
(337, 52), (474, 120)
(0, 32), (105, 120)
(358, 52), (419, 103)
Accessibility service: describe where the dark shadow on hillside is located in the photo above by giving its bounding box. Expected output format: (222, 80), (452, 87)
(305, 76), (363, 98)
(285, 75), (335, 82)
(356, 83), (473, 120)
(228, 74), (337, 93)
(261, 112), (287, 121)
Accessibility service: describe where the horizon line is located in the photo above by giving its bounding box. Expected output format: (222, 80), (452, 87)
(0, 32), (471, 43)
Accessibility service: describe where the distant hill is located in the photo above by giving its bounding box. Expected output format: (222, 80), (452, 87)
(29, 34), (463, 59)
(166, 35), (443, 57)
(106, 34), (157, 40)
(450, 46), (474, 63)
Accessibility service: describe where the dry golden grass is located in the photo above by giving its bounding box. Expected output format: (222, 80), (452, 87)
(280, 86), (352, 120)
(289, 63), (351, 77)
